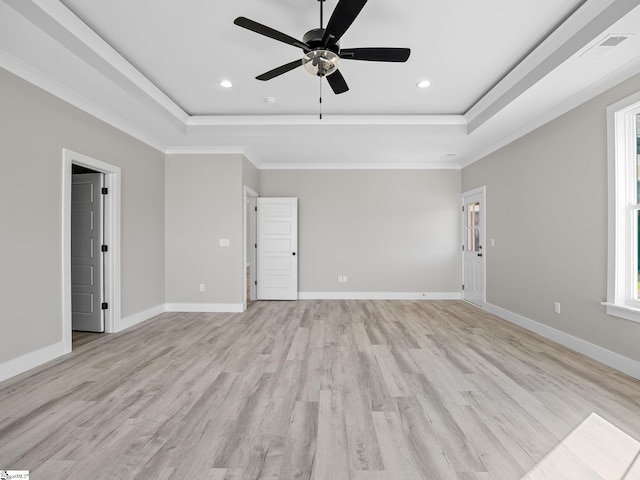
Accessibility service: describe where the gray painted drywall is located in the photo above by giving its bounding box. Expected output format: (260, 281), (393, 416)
(259, 169), (461, 294)
(0, 67), (165, 364)
(165, 154), (246, 305)
(242, 157), (259, 193)
(462, 72), (640, 363)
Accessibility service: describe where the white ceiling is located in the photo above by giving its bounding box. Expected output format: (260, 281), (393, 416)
(2, 0), (640, 168)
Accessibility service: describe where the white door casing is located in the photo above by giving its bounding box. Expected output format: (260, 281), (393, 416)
(71, 173), (105, 332)
(462, 187), (486, 306)
(63, 149), (121, 348)
(257, 197), (298, 300)
(243, 186), (259, 305)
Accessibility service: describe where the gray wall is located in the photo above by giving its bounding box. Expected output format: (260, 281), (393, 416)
(259, 169), (461, 294)
(462, 72), (640, 363)
(165, 154), (247, 305)
(0, 68), (165, 364)
(242, 157), (259, 193)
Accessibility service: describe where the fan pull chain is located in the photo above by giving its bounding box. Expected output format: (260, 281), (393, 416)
(319, 78), (323, 120)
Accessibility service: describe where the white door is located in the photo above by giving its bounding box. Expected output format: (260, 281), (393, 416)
(462, 188), (485, 306)
(257, 197), (298, 300)
(71, 173), (105, 332)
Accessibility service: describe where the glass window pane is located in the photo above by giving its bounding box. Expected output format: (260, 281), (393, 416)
(465, 202), (481, 251)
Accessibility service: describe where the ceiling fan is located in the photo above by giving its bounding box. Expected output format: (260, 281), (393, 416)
(234, 0), (411, 96)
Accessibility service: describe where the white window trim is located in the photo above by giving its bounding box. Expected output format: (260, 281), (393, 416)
(604, 91), (640, 323)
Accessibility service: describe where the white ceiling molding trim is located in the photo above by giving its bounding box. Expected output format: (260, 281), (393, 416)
(460, 55), (640, 168)
(4, 0), (640, 169)
(3, 0), (190, 128)
(465, 0), (640, 133)
(186, 115), (467, 128)
(0, 48), (168, 152)
(259, 162), (461, 171)
(163, 146), (262, 168)
(165, 146), (248, 156)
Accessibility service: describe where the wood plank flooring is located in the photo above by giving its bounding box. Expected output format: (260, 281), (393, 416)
(1, 300), (639, 479)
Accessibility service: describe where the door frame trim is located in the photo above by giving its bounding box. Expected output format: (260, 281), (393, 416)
(63, 149), (121, 347)
(243, 186), (259, 309)
(461, 185), (487, 306)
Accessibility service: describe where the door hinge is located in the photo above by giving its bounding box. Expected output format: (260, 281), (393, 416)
(462, 245), (464, 251)
(101, 187), (108, 195)
(101, 245), (108, 252)
(462, 205), (464, 212)
(254, 281), (257, 286)
(462, 285), (465, 291)
(255, 206), (257, 212)
(254, 243), (257, 249)
(101, 302), (109, 310)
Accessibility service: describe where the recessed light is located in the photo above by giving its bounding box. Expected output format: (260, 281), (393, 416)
(265, 97), (277, 104)
(417, 80), (431, 89)
(219, 80), (233, 88)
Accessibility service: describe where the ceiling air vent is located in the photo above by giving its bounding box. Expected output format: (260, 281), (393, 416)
(580, 34), (631, 58)
(598, 35), (628, 47)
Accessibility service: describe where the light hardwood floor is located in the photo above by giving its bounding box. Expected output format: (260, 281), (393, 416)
(1, 300), (639, 479)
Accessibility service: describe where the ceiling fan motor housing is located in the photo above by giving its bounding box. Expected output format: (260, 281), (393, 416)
(302, 28), (340, 77)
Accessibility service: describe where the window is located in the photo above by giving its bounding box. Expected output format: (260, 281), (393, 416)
(605, 93), (640, 322)
(466, 202), (481, 252)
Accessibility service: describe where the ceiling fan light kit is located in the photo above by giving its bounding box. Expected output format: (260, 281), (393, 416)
(234, 0), (411, 97)
(302, 50), (340, 77)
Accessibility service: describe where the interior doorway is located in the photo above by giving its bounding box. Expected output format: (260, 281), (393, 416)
(71, 167), (105, 332)
(244, 186), (259, 308)
(63, 149), (121, 353)
(462, 186), (486, 306)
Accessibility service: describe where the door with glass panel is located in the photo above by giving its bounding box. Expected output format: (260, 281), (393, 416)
(462, 188), (485, 306)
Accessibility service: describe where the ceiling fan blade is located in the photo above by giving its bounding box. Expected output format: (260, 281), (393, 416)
(234, 17), (310, 51)
(256, 59), (303, 81)
(326, 70), (349, 94)
(322, 0), (368, 47)
(340, 47), (410, 62)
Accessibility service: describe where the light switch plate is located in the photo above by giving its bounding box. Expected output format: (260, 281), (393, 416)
(219, 238), (230, 247)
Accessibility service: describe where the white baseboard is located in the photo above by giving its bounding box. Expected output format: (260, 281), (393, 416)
(0, 341), (69, 384)
(165, 303), (245, 313)
(298, 292), (462, 300)
(484, 303), (640, 381)
(117, 304), (166, 332)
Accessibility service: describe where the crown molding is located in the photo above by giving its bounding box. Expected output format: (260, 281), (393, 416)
(163, 149), (459, 170)
(186, 115), (467, 128)
(164, 146), (264, 169)
(465, 0), (640, 133)
(4, 0), (189, 127)
(459, 55), (640, 169)
(259, 161), (461, 170)
(0, 49), (168, 152)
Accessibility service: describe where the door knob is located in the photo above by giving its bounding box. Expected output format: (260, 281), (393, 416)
(292, 252), (296, 256)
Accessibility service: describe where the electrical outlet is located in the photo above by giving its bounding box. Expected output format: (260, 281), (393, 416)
(554, 302), (561, 314)
(343, 276), (348, 283)
(200, 284), (205, 292)
(337, 276), (343, 283)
